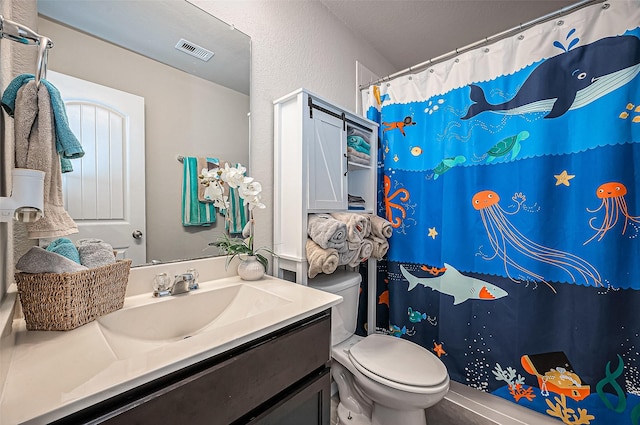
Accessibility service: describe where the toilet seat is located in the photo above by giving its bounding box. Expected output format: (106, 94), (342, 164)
(348, 334), (449, 394)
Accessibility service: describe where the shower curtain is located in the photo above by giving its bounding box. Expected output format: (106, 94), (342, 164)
(362, 2), (640, 423)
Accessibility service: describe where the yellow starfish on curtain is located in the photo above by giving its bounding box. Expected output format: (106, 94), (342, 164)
(428, 227), (438, 239)
(554, 170), (575, 186)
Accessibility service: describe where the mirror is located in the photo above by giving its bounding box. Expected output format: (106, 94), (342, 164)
(34, 0), (250, 267)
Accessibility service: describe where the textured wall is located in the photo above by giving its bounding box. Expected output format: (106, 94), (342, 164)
(1, 0), (38, 299)
(189, 0), (396, 264)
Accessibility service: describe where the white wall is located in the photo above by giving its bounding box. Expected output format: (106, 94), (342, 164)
(190, 0), (396, 260)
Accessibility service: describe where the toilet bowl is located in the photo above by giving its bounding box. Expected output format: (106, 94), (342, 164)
(308, 271), (449, 425)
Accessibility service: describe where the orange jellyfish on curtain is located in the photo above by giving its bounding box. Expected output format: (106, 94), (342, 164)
(472, 190), (602, 291)
(384, 175), (409, 228)
(584, 182), (640, 245)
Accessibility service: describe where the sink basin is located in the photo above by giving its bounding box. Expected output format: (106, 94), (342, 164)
(97, 283), (291, 357)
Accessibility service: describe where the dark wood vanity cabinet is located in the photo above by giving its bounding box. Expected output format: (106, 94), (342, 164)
(53, 311), (332, 425)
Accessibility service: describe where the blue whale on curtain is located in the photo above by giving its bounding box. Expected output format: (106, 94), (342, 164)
(462, 35), (640, 119)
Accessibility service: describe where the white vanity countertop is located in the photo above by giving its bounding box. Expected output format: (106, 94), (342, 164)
(0, 275), (342, 425)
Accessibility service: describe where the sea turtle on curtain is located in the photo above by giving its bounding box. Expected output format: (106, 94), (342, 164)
(432, 155), (466, 179)
(479, 131), (530, 163)
(462, 35), (640, 120)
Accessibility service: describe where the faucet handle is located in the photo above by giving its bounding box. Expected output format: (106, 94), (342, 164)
(153, 273), (171, 291)
(186, 268), (199, 281)
(186, 268), (199, 290)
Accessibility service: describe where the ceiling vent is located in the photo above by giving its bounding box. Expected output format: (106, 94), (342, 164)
(175, 39), (214, 62)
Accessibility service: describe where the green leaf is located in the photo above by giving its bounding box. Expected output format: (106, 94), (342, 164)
(256, 253), (268, 271)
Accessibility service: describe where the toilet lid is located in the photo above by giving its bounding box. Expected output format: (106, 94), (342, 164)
(348, 334), (448, 389)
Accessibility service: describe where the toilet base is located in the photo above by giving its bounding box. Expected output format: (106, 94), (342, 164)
(336, 398), (430, 425)
(337, 402), (371, 425)
(372, 404), (427, 425)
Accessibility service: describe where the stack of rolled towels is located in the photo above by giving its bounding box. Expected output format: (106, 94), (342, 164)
(15, 237), (117, 274)
(305, 212), (393, 278)
(347, 128), (371, 166)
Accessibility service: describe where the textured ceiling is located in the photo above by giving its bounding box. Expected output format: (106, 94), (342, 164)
(321, 0), (582, 72)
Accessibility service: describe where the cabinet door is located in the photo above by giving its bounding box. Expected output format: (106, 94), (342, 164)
(246, 369), (330, 425)
(307, 110), (347, 211)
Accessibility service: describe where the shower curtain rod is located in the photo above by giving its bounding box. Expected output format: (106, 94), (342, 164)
(360, 0), (605, 90)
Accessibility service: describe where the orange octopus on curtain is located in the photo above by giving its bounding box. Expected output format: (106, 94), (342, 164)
(383, 175), (409, 228)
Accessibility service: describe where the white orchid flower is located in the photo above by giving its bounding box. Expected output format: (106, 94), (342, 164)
(238, 180), (262, 198)
(204, 181), (229, 210)
(220, 163), (247, 188)
(199, 168), (220, 186)
(213, 195), (229, 210)
(243, 195), (266, 210)
(238, 180), (265, 210)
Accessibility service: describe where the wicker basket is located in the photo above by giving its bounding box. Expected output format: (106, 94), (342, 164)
(14, 259), (132, 331)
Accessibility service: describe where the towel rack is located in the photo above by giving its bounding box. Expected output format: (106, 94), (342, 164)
(0, 15), (54, 86)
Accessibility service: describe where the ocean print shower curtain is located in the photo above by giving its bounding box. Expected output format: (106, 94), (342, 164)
(363, 2), (640, 423)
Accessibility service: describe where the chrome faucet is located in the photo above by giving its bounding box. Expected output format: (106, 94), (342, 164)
(170, 273), (194, 295)
(153, 272), (199, 297)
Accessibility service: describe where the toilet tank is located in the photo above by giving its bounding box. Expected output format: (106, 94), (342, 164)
(308, 271), (362, 345)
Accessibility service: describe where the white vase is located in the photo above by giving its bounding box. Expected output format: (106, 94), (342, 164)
(237, 255), (265, 280)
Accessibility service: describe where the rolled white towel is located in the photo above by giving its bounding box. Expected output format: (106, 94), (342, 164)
(15, 246), (88, 274)
(368, 236), (389, 260)
(306, 239), (340, 278)
(307, 214), (348, 251)
(348, 239), (374, 267)
(338, 246), (359, 266)
(330, 212), (370, 245)
(369, 214), (393, 239)
(76, 238), (116, 268)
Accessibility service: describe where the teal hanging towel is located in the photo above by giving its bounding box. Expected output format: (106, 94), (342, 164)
(182, 156), (216, 226)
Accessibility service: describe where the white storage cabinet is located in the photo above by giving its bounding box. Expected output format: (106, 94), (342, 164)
(273, 88), (378, 285)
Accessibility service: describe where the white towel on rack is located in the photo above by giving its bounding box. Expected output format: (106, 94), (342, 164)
(13, 80), (78, 239)
(348, 239), (374, 267)
(307, 214), (348, 251)
(306, 239), (340, 278)
(330, 212), (371, 246)
(368, 214), (393, 239)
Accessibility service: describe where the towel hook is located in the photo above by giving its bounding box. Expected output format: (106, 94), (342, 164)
(35, 36), (51, 86)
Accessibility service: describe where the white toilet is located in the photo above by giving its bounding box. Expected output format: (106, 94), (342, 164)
(309, 271), (450, 425)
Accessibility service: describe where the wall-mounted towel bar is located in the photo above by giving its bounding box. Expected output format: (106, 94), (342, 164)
(0, 15), (54, 85)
